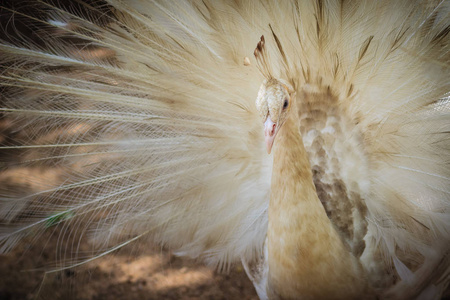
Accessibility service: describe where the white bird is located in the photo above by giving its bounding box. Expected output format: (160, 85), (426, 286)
(0, 1), (449, 299)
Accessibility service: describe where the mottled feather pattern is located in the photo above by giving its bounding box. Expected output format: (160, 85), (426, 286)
(298, 84), (369, 258)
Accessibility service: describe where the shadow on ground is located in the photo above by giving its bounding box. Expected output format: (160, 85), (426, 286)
(0, 230), (258, 300)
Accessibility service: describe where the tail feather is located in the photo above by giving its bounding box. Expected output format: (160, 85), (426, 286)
(0, 0), (273, 268)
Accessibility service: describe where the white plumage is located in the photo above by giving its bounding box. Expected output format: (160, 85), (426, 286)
(0, 0), (448, 299)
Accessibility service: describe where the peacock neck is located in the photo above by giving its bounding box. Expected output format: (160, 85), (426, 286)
(266, 100), (369, 299)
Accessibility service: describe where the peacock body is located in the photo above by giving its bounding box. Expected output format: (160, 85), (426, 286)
(0, 0), (449, 299)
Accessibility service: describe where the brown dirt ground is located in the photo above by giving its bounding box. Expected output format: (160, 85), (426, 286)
(0, 231), (259, 300)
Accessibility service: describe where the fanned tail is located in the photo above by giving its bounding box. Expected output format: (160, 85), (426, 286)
(0, 0), (274, 270)
(0, 1), (449, 298)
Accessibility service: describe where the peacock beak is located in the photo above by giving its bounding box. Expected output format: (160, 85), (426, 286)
(264, 117), (278, 154)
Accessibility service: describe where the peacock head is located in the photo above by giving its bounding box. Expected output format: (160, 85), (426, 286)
(255, 78), (294, 154)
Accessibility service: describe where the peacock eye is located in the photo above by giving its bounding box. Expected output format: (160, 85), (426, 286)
(283, 98), (289, 109)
